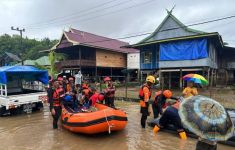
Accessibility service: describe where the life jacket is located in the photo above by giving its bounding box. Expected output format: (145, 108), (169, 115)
(153, 91), (169, 109)
(82, 88), (92, 98)
(52, 88), (64, 107)
(105, 85), (115, 97)
(155, 91), (162, 97)
(139, 84), (151, 100)
(67, 84), (75, 93)
(89, 93), (99, 106)
(82, 83), (89, 89)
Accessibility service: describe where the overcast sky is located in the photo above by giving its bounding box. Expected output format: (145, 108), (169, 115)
(0, 0), (235, 46)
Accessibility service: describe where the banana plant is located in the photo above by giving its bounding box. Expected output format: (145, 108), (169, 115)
(48, 50), (67, 79)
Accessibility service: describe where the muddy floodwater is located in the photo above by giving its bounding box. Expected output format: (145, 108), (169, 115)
(0, 101), (234, 150)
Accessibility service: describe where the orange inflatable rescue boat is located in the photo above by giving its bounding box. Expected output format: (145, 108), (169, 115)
(61, 103), (128, 134)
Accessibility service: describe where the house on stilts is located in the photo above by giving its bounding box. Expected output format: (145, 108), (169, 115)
(48, 28), (139, 81)
(129, 10), (235, 88)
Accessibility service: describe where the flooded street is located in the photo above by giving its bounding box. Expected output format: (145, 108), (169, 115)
(0, 101), (234, 150)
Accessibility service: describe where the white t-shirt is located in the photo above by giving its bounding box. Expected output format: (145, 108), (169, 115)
(75, 73), (83, 85)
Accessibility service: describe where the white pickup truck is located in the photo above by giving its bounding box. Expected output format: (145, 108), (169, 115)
(0, 66), (48, 116)
(0, 80), (47, 116)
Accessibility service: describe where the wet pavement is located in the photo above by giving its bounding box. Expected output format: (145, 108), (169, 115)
(0, 101), (234, 150)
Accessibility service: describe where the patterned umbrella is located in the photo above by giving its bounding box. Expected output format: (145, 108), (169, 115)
(183, 74), (208, 85)
(179, 95), (234, 141)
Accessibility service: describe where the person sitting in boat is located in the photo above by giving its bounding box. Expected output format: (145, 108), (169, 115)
(152, 90), (178, 119)
(80, 85), (93, 109)
(82, 79), (90, 90)
(66, 77), (76, 96)
(89, 91), (105, 107)
(182, 81), (198, 98)
(63, 76), (68, 90)
(66, 77), (78, 111)
(97, 92), (105, 104)
(50, 80), (65, 129)
(103, 77), (116, 108)
(153, 100), (187, 140)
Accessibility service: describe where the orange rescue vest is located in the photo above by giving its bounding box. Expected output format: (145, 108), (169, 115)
(139, 84), (151, 107)
(139, 84), (151, 99)
(52, 88), (64, 107)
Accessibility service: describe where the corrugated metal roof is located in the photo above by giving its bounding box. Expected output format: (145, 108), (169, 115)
(15, 56), (50, 66)
(56, 28), (138, 53)
(136, 10), (206, 45)
(4, 52), (21, 61)
(131, 32), (223, 48)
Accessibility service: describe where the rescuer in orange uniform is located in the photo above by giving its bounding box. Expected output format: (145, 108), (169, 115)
(139, 75), (155, 128)
(153, 100), (187, 140)
(50, 80), (65, 129)
(152, 90), (178, 119)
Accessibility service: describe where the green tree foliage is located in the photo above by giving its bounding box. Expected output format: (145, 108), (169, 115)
(0, 34), (58, 60)
(48, 51), (67, 78)
(49, 50), (56, 78)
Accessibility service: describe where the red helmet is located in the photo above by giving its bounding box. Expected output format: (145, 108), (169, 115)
(104, 76), (111, 82)
(98, 94), (105, 101)
(57, 77), (63, 81)
(82, 84), (88, 89)
(163, 90), (172, 99)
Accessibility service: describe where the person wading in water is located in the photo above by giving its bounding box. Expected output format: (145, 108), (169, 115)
(50, 80), (65, 129)
(139, 75), (155, 128)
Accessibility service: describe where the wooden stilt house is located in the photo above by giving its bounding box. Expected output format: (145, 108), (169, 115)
(129, 10), (235, 88)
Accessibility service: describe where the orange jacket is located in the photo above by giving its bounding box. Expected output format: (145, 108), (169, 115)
(139, 84), (151, 107)
(52, 88), (64, 107)
(143, 85), (151, 102)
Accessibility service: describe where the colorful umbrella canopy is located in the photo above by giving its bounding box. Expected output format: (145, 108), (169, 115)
(179, 95), (234, 141)
(183, 74), (208, 85)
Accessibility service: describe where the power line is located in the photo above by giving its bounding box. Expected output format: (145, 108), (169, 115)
(79, 14), (235, 45)
(23, 0), (121, 28)
(26, 0), (135, 29)
(27, 0), (157, 30)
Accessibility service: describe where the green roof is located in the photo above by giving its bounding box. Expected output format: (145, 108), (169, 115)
(35, 56), (50, 66)
(15, 56), (50, 66)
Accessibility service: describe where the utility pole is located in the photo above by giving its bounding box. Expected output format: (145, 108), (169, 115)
(11, 26), (25, 65)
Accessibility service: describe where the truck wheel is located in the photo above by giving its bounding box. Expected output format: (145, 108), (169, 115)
(9, 108), (18, 116)
(33, 102), (43, 111)
(0, 106), (6, 116)
(0, 106), (10, 116)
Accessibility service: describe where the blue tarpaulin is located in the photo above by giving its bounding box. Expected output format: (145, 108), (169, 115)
(0, 66), (49, 84)
(160, 39), (208, 61)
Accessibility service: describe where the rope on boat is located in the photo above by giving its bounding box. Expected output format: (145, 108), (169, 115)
(103, 108), (112, 134)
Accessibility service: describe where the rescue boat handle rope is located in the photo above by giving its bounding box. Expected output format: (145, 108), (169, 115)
(103, 108), (112, 134)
